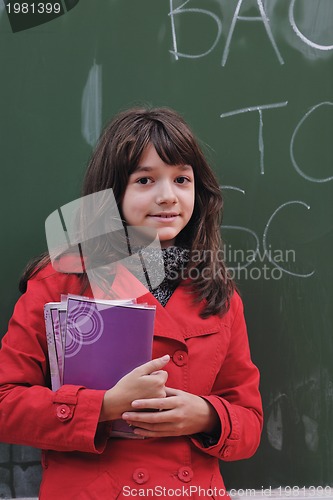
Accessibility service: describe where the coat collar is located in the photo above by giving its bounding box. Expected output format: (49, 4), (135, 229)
(108, 264), (220, 344)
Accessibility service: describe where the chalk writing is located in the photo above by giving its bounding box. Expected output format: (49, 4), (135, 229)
(263, 201), (315, 278)
(221, 188), (315, 278)
(169, 0), (333, 65)
(267, 400), (283, 451)
(169, 0), (222, 60)
(220, 102), (288, 175)
(290, 101), (333, 183)
(222, 185), (245, 195)
(81, 60), (102, 148)
(222, 0), (284, 66)
(221, 185), (259, 271)
(289, 0), (333, 51)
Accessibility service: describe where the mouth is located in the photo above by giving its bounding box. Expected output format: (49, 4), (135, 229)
(148, 213), (180, 221)
(150, 213), (179, 218)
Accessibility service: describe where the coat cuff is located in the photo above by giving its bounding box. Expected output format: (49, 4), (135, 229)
(190, 395), (240, 460)
(52, 385), (108, 453)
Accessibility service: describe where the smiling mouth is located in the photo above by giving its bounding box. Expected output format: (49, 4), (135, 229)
(152, 215), (178, 218)
(149, 213), (179, 218)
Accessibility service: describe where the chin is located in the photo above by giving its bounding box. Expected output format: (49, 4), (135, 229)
(157, 231), (177, 243)
(158, 236), (177, 248)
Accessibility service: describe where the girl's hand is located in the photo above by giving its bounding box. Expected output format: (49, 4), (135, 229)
(121, 387), (220, 438)
(99, 355), (170, 422)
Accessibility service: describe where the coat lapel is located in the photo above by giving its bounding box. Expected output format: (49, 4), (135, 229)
(137, 284), (220, 344)
(87, 263), (220, 345)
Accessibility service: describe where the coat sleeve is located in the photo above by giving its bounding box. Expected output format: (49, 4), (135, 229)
(0, 273), (110, 453)
(190, 293), (263, 461)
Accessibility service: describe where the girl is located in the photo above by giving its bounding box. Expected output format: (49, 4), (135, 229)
(0, 107), (263, 499)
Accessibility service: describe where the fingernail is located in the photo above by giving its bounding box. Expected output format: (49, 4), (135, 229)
(122, 413), (129, 419)
(161, 354), (170, 361)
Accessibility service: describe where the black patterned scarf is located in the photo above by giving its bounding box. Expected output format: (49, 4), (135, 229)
(147, 246), (190, 306)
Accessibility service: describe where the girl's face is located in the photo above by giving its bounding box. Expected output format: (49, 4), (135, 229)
(121, 143), (195, 248)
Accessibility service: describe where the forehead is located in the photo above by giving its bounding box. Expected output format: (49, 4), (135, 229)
(134, 164), (193, 174)
(135, 143), (193, 173)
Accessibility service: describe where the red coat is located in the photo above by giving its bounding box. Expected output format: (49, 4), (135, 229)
(0, 263), (263, 499)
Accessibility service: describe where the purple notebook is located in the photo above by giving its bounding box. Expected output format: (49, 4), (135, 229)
(63, 295), (156, 438)
(63, 296), (155, 387)
(45, 296), (156, 437)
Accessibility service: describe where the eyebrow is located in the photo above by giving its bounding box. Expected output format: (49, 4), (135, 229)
(133, 164), (193, 174)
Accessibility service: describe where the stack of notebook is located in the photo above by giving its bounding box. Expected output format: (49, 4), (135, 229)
(44, 295), (156, 437)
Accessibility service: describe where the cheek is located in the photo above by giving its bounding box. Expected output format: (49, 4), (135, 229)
(187, 190), (195, 217)
(122, 190), (148, 221)
(121, 191), (134, 222)
(120, 194), (128, 218)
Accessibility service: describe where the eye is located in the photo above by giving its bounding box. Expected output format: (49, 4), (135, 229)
(136, 177), (152, 185)
(175, 176), (190, 184)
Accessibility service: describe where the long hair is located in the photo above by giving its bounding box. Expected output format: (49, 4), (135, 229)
(20, 107), (235, 317)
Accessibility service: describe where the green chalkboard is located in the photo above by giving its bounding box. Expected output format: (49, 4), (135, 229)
(0, 0), (333, 494)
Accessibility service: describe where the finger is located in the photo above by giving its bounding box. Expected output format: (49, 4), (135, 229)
(148, 370), (168, 387)
(122, 409), (174, 424)
(122, 411), (162, 423)
(134, 355), (170, 376)
(125, 418), (175, 434)
(149, 369), (169, 381)
(130, 396), (177, 411)
(132, 427), (175, 438)
(165, 386), (181, 397)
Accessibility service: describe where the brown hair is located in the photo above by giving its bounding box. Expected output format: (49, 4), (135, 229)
(20, 107), (235, 317)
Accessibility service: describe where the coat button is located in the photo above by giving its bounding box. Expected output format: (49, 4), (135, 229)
(173, 350), (188, 366)
(223, 446), (231, 458)
(56, 404), (71, 420)
(177, 466), (193, 482)
(133, 468), (149, 484)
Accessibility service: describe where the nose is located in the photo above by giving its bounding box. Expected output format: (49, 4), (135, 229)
(156, 180), (178, 205)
